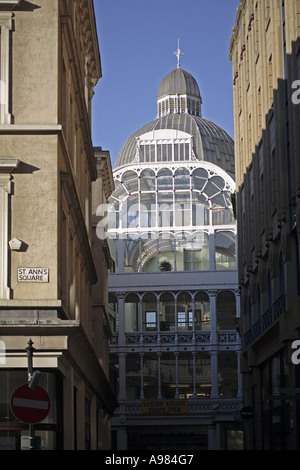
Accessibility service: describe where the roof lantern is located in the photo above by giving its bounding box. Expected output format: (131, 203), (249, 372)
(157, 40), (202, 118)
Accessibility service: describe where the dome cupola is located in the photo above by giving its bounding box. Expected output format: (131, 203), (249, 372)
(157, 41), (202, 117)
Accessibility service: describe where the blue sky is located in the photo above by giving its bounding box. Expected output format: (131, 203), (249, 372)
(92, 0), (240, 168)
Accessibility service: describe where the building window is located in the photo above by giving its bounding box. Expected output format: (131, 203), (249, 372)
(215, 231), (236, 270)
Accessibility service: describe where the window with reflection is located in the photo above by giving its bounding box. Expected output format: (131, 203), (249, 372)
(192, 193), (210, 226)
(174, 167), (190, 190)
(140, 193), (156, 228)
(140, 168), (156, 191)
(212, 205), (235, 225)
(215, 231), (236, 270)
(125, 195), (139, 229)
(175, 192), (191, 227)
(175, 232), (209, 271)
(124, 234), (140, 272)
(158, 192), (174, 227)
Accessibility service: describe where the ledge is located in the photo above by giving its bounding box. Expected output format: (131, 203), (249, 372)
(0, 124), (63, 134)
(0, 299), (62, 308)
(0, 157), (20, 173)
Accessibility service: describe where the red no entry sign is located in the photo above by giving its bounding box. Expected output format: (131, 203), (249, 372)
(10, 384), (50, 424)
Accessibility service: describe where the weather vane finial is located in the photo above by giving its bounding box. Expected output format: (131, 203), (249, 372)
(174, 39), (183, 68)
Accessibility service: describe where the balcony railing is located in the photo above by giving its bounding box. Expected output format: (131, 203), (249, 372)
(243, 295), (286, 349)
(110, 329), (239, 350)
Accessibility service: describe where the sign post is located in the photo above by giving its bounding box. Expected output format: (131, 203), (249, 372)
(26, 339), (35, 449)
(10, 340), (50, 450)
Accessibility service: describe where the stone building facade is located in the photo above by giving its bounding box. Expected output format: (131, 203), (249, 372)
(230, 0), (300, 450)
(0, 0), (117, 450)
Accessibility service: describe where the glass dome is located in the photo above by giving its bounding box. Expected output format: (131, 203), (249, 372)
(107, 159), (236, 274)
(106, 65), (236, 275)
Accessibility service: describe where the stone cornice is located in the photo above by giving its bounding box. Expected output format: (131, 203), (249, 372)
(77, 0), (101, 94)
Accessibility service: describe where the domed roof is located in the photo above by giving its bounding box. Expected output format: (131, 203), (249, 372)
(115, 113), (235, 176)
(157, 68), (201, 99)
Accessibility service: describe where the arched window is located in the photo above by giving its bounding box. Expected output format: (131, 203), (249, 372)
(194, 291), (210, 330)
(142, 293), (158, 331)
(177, 292), (193, 330)
(159, 292), (175, 331)
(122, 170), (138, 194)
